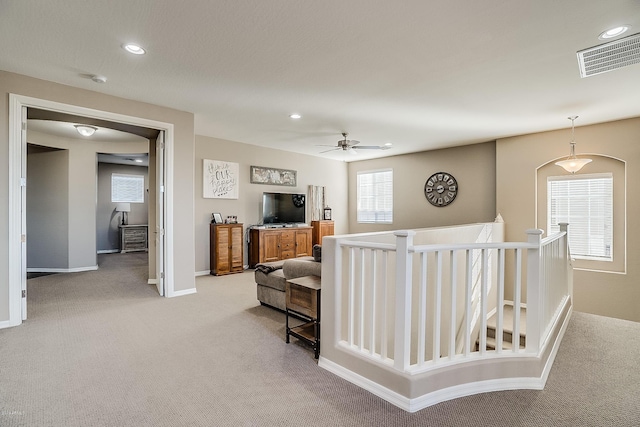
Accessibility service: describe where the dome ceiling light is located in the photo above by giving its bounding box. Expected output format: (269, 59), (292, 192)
(74, 125), (98, 137)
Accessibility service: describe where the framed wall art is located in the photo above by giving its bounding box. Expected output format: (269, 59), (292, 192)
(250, 165), (297, 186)
(203, 159), (239, 199)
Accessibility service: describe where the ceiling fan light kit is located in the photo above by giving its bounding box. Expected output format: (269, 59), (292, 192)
(555, 116), (592, 174)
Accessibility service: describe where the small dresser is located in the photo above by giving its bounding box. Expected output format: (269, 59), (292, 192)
(119, 225), (148, 253)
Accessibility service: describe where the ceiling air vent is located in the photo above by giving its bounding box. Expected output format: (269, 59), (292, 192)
(577, 32), (640, 78)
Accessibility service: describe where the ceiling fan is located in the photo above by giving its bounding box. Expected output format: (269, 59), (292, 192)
(319, 132), (392, 154)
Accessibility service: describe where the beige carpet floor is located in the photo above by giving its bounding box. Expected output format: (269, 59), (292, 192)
(1, 252), (639, 426)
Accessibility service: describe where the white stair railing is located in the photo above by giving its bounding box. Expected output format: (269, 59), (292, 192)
(331, 224), (571, 374)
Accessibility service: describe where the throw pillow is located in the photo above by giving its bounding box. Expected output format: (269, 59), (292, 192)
(313, 244), (322, 262)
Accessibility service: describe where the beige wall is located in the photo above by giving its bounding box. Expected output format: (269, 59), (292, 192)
(0, 71), (195, 324)
(194, 135), (349, 273)
(348, 142), (497, 233)
(497, 117), (640, 322)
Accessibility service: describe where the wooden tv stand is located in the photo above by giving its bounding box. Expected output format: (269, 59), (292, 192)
(249, 226), (312, 267)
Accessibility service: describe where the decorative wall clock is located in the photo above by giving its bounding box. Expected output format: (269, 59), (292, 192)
(292, 194), (305, 208)
(424, 172), (458, 207)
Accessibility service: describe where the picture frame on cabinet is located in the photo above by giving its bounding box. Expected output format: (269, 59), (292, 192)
(212, 212), (223, 224)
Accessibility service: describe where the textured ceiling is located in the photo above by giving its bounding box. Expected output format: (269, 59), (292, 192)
(2, 1), (640, 161)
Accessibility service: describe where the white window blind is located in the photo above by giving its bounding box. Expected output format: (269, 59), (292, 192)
(357, 169), (393, 223)
(112, 173), (145, 203)
(547, 173), (612, 260)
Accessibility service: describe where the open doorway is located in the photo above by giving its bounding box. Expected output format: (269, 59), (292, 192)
(8, 94), (175, 326)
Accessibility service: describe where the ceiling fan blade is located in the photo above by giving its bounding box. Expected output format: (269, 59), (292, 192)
(352, 145), (383, 150)
(348, 147), (358, 155)
(320, 147), (341, 153)
(347, 140), (360, 146)
(316, 144), (339, 147)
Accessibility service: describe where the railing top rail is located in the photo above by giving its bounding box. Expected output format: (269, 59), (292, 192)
(411, 241), (536, 252)
(541, 231), (567, 246)
(336, 230), (566, 253)
(338, 240), (397, 251)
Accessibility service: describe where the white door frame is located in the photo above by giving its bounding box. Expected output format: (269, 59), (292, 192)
(8, 94), (175, 327)
(155, 131), (165, 296)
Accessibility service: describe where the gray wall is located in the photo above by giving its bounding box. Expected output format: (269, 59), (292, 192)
(348, 142), (497, 233)
(195, 135), (349, 273)
(97, 163), (149, 252)
(25, 129), (149, 270)
(26, 148), (69, 269)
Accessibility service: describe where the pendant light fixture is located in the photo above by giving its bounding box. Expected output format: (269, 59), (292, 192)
(555, 116), (592, 173)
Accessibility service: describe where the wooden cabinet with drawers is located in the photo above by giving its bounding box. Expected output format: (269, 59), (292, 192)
(210, 223), (244, 275)
(311, 220), (334, 246)
(249, 226), (312, 267)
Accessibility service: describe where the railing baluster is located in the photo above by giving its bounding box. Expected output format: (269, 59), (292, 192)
(381, 250), (388, 360)
(348, 247), (355, 346)
(464, 249), (473, 356)
(449, 250), (457, 359)
(418, 252), (427, 366)
(513, 248), (522, 353)
(359, 248), (365, 350)
(479, 249), (488, 355)
(369, 249), (377, 356)
(434, 251), (443, 362)
(496, 248), (505, 353)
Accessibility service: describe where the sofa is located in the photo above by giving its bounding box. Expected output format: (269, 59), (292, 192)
(255, 256), (321, 311)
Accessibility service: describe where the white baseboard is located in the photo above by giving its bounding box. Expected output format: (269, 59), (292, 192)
(27, 265), (99, 273)
(97, 249), (120, 254)
(148, 279), (158, 285)
(169, 288), (197, 297)
(0, 319), (16, 330)
(319, 357), (412, 411)
(319, 357), (546, 413)
(195, 270), (210, 277)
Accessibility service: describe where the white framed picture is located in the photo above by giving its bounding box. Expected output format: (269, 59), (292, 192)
(203, 159), (239, 199)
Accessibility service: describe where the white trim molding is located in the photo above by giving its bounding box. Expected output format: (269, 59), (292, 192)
(7, 93), (177, 329)
(27, 266), (99, 274)
(170, 288), (197, 297)
(319, 358), (545, 413)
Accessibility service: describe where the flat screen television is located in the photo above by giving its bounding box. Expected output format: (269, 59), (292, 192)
(262, 192), (305, 225)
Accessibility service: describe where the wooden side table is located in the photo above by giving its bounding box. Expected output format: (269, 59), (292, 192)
(285, 275), (321, 358)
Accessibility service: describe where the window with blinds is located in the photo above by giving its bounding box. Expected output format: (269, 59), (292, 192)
(357, 169), (393, 223)
(112, 173), (145, 203)
(547, 173), (613, 261)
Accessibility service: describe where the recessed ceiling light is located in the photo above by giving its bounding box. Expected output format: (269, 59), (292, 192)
(122, 43), (146, 55)
(74, 125), (98, 137)
(599, 26), (630, 40)
(289, 114), (302, 119)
